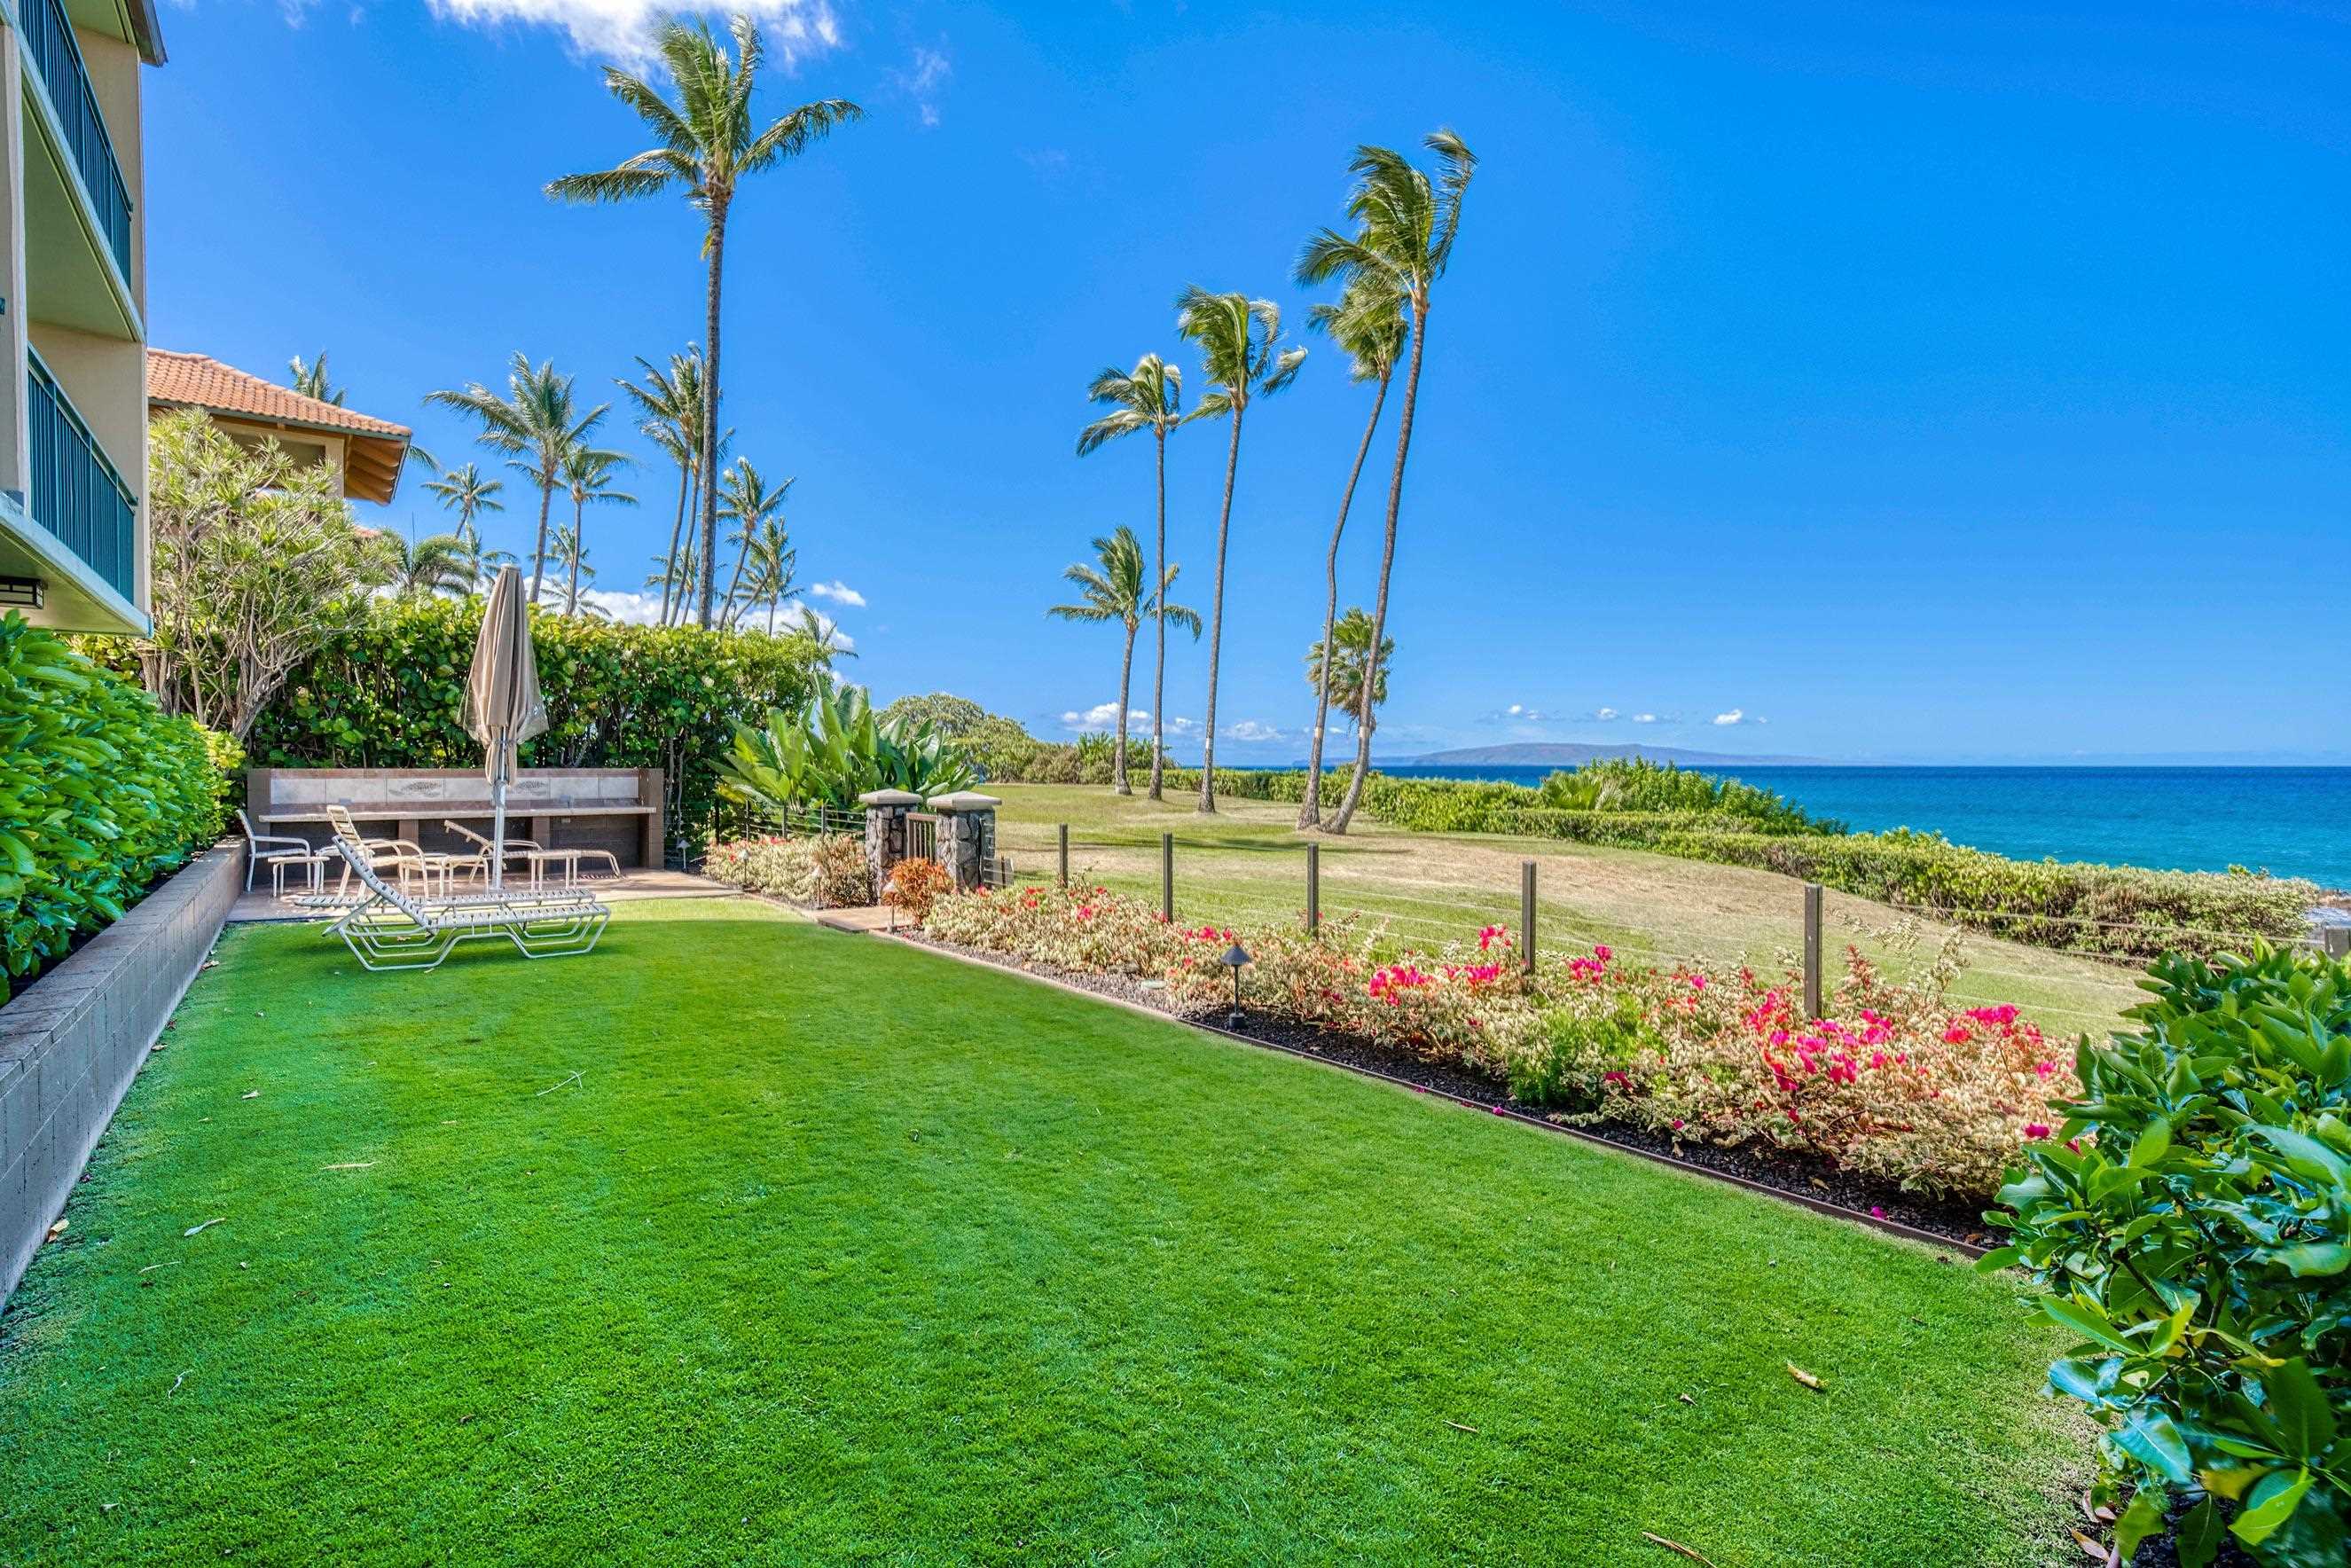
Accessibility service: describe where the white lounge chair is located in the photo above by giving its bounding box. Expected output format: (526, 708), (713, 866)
(320, 841), (609, 972)
(237, 810), (331, 894)
(324, 805), (460, 898)
(441, 819), (622, 886)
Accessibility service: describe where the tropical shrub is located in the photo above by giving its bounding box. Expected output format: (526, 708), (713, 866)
(881, 858), (955, 923)
(717, 685), (978, 814)
(702, 833), (871, 906)
(1, 614), (226, 998)
(878, 693), (1045, 781)
(207, 596), (822, 859)
(1987, 944), (2351, 1566)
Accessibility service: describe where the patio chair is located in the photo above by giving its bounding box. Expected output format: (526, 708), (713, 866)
(443, 820), (622, 885)
(320, 841), (609, 972)
(237, 810), (331, 894)
(325, 805), (458, 898)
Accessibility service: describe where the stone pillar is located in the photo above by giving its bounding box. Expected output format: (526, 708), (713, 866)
(927, 792), (1001, 891)
(858, 789), (923, 890)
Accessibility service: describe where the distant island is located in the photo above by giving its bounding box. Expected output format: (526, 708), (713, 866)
(1402, 742), (1834, 769)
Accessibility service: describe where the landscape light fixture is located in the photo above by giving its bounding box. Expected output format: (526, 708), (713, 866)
(1219, 941), (1251, 1028)
(0, 576), (41, 609)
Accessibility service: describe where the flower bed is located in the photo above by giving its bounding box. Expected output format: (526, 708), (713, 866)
(922, 882), (2078, 1203)
(703, 834), (871, 907)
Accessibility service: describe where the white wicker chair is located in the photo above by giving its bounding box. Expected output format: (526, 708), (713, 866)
(321, 841), (609, 972)
(237, 810), (328, 894)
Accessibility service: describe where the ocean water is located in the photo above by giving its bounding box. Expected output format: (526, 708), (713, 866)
(1368, 765), (2351, 890)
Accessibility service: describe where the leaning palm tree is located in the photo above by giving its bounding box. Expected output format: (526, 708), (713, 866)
(559, 444), (636, 614)
(1077, 355), (1184, 798)
(423, 460), (505, 540)
(616, 347), (706, 625)
(547, 16), (860, 630)
(383, 530), (473, 597)
(1048, 524), (1199, 794)
(426, 354), (609, 607)
(787, 603), (855, 668)
(289, 350), (344, 406)
(736, 518), (797, 632)
(715, 459), (791, 628)
(1297, 278), (1407, 828)
(1173, 287), (1305, 812)
(1304, 607), (1393, 738)
(1297, 129), (1475, 834)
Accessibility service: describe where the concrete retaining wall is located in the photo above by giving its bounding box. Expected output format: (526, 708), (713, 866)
(0, 840), (242, 1308)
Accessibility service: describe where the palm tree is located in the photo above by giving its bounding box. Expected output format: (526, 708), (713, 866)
(715, 459), (791, 628)
(383, 530), (472, 597)
(1304, 607), (1393, 737)
(423, 460), (505, 541)
(1173, 287), (1305, 812)
(736, 519), (797, 632)
(289, 351), (344, 406)
(787, 603), (855, 668)
(551, 523), (597, 608)
(547, 16), (861, 630)
(646, 534), (700, 608)
(616, 348), (707, 626)
(1077, 356), (1183, 798)
(1297, 278), (1407, 829)
(426, 354), (609, 607)
(1297, 129), (1475, 834)
(1047, 525), (1201, 794)
(451, 529), (516, 591)
(559, 445), (636, 614)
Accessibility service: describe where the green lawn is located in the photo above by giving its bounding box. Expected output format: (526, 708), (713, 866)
(990, 781), (2147, 1037)
(1, 899), (2084, 1564)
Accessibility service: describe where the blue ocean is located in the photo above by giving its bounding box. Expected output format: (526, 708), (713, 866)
(1369, 765), (2351, 890)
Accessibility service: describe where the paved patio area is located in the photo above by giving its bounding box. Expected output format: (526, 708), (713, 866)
(224, 867), (735, 923)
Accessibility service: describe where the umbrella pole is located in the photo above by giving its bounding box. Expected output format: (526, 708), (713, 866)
(490, 739), (507, 892)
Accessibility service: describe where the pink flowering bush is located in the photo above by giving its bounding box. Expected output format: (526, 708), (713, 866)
(924, 882), (1196, 976)
(1504, 944), (2081, 1196)
(704, 833), (872, 907)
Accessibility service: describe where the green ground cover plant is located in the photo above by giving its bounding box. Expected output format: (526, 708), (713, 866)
(0, 899), (2084, 1564)
(0, 614), (225, 999)
(1989, 943), (2351, 1565)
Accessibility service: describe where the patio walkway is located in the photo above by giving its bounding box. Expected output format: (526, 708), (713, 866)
(224, 867), (733, 923)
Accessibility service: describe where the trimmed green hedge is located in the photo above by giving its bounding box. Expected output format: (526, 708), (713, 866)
(240, 599), (825, 858)
(1160, 765), (2316, 960)
(1, 613), (226, 1000)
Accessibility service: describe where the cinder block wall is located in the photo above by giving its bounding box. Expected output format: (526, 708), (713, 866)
(0, 842), (241, 1306)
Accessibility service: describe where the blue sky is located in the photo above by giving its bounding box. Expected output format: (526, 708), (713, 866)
(147, 0), (2349, 763)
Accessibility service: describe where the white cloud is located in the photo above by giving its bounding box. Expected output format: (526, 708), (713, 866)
(1062, 702), (1154, 732)
(1712, 709), (1745, 726)
(1594, 707), (1618, 721)
(424, 0), (841, 62)
(807, 579), (866, 608)
(889, 43), (951, 127)
(1223, 720), (1282, 742)
(1632, 713), (1658, 725)
(576, 588), (663, 625)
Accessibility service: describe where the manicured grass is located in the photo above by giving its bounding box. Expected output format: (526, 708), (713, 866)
(991, 781), (2146, 1036)
(2, 899), (2083, 1564)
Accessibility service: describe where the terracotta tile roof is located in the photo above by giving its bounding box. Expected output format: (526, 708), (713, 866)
(145, 349), (411, 438)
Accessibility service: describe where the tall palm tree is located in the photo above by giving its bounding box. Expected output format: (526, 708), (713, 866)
(1304, 607), (1393, 737)
(559, 445), (636, 614)
(616, 348), (707, 626)
(1046, 525), (1201, 794)
(788, 604), (855, 668)
(383, 530), (472, 597)
(736, 518), (797, 632)
(715, 459), (791, 628)
(423, 460), (505, 541)
(551, 523), (597, 606)
(289, 351), (344, 406)
(426, 354), (609, 607)
(547, 16), (860, 630)
(1076, 355), (1183, 799)
(646, 534), (700, 608)
(1297, 278), (1407, 829)
(1173, 287), (1305, 812)
(451, 529), (516, 591)
(1297, 129), (1475, 834)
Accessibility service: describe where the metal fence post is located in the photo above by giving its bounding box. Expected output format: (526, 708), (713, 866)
(1057, 824), (1069, 889)
(1803, 882), (1825, 1019)
(2324, 926), (2350, 962)
(1161, 832), (1174, 923)
(1520, 859), (1537, 975)
(1305, 842), (1320, 933)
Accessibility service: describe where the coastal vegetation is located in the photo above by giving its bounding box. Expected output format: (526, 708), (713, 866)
(1046, 525), (1197, 795)
(715, 685), (976, 813)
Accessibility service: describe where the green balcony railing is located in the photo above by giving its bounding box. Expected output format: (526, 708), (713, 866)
(20, 0), (132, 280)
(27, 349), (136, 603)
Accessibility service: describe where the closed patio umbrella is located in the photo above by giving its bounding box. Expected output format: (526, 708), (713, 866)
(465, 565), (547, 890)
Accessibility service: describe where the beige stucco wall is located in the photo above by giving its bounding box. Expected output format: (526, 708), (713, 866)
(77, 27), (141, 309)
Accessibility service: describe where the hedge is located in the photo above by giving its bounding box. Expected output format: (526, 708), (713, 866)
(240, 598), (826, 858)
(2, 613), (227, 1000)
(1158, 766), (2316, 960)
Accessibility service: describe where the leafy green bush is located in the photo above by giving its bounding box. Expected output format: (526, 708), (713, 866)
(1987, 944), (2350, 1565)
(1, 614), (225, 999)
(230, 597), (823, 859)
(717, 686), (978, 812)
(878, 693), (1045, 781)
(702, 833), (871, 907)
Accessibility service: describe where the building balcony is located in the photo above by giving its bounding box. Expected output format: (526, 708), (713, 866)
(20, 0), (132, 283)
(17, 345), (137, 613)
